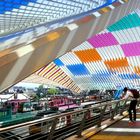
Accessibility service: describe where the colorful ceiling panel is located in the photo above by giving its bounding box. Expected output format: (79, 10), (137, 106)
(88, 32), (119, 48)
(67, 64), (90, 76)
(74, 49), (102, 62)
(121, 42), (140, 56)
(34, 10), (140, 92)
(107, 13), (140, 32)
(104, 58), (128, 69)
(36, 62), (81, 93)
(134, 66), (140, 75)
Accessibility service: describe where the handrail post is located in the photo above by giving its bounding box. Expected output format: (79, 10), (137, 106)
(48, 118), (58, 140)
(120, 100), (127, 116)
(137, 98), (140, 107)
(110, 101), (119, 120)
(97, 104), (107, 127)
(77, 111), (86, 137)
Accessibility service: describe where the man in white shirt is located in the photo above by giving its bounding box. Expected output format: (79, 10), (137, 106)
(123, 87), (137, 122)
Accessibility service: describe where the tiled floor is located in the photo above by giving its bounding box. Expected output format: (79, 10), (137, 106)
(66, 112), (140, 140)
(89, 114), (140, 140)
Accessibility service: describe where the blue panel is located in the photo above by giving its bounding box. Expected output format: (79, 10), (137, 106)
(5, 3), (13, 7)
(0, 0), (115, 14)
(5, 0), (13, 2)
(96, 70), (112, 77)
(14, 4), (20, 8)
(118, 74), (140, 79)
(67, 64), (90, 76)
(91, 74), (111, 83)
(118, 74), (130, 79)
(21, 1), (28, 5)
(5, 7), (12, 11)
(91, 72), (113, 86)
(0, 0), (37, 14)
(30, 0), (37, 2)
(0, 7), (4, 11)
(0, 11), (4, 14)
(132, 74), (140, 79)
(54, 59), (64, 67)
(0, 2), (4, 5)
(13, 0), (21, 4)
(107, 0), (116, 3)
(114, 89), (123, 100)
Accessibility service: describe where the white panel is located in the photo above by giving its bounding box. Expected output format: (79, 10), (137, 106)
(96, 45), (125, 60)
(85, 61), (107, 74)
(72, 41), (93, 52)
(60, 66), (74, 77)
(59, 52), (82, 65)
(112, 27), (140, 44)
(127, 56), (140, 66)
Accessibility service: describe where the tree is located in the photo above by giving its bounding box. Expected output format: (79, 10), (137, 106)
(36, 84), (46, 98)
(30, 94), (39, 102)
(47, 88), (59, 95)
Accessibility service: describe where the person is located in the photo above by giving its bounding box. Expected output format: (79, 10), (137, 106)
(123, 87), (138, 122)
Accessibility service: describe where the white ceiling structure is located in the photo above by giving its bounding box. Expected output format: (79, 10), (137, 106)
(2, 0), (140, 93)
(0, 0), (109, 35)
(0, 0), (115, 51)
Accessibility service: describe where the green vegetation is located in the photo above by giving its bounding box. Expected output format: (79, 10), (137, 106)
(36, 84), (46, 98)
(47, 88), (59, 95)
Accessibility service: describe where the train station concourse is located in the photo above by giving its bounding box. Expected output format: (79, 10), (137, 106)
(1, 0), (140, 140)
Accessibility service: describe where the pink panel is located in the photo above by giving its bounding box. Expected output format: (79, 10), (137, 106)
(121, 42), (140, 56)
(88, 32), (119, 48)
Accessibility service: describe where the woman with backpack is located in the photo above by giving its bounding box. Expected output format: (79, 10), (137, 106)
(123, 87), (139, 123)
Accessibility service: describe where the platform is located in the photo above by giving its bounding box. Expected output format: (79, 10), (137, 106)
(67, 112), (140, 140)
(89, 113), (140, 140)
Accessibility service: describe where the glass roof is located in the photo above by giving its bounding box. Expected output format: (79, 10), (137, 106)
(0, 0), (115, 37)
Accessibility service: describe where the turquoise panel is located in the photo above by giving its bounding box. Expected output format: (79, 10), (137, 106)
(107, 13), (140, 32)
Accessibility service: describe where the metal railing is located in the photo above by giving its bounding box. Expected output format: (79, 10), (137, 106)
(0, 99), (138, 140)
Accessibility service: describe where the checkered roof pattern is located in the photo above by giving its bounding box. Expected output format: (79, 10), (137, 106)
(46, 11), (140, 91)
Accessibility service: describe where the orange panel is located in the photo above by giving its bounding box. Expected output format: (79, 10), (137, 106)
(74, 49), (102, 62)
(123, 0), (129, 2)
(134, 66), (140, 75)
(104, 58), (129, 69)
(100, 7), (111, 13)
(46, 32), (60, 41)
(78, 16), (93, 23)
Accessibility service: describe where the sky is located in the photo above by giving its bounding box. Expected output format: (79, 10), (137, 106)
(15, 82), (45, 88)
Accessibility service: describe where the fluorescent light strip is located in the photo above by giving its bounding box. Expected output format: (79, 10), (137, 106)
(104, 128), (140, 133)
(122, 118), (140, 121)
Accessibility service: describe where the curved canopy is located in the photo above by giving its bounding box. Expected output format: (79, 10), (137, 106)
(1, 0), (132, 94)
(0, 0), (117, 52)
(0, 0), (113, 36)
(25, 9), (140, 92)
